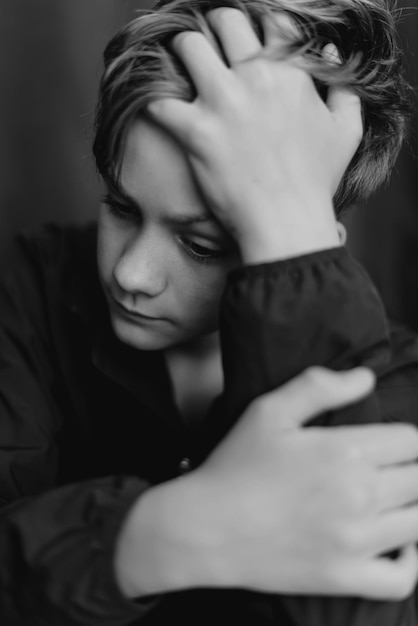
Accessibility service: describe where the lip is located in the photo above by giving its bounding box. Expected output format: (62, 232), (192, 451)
(110, 296), (165, 322)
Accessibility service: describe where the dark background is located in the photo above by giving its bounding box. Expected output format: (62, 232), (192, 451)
(0, 0), (417, 328)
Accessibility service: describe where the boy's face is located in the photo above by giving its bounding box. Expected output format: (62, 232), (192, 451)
(97, 116), (239, 351)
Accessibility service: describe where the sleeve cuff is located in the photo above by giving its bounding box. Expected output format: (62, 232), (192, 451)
(227, 246), (347, 284)
(89, 475), (163, 620)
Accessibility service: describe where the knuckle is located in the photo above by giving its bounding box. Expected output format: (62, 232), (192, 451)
(321, 435), (364, 471)
(339, 440), (364, 464)
(246, 394), (264, 417)
(173, 31), (195, 53)
(407, 557), (418, 596)
(186, 116), (215, 150)
(270, 11), (301, 39)
(249, 393), (279, 424)
(390, 572), (417, 601)
(219, 80), (245, 109)
(302, 366), (332, 393)
(247, 62), (276, 90)
(402, 422), (418, 447)
(319, 436), (346, 467)
(278, 64), (310, 93)
(344, 480), (373, 514)
(392, 422), (418, 455)
(293, 66), (312, 85)
(333, 523), (362, 554)
(208, 7), (245, 27)
(384, 546), (418, 601)
(325, 464), (372, 515)
(321, 562), (354, 594)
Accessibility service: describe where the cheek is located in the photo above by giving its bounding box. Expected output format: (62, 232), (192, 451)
(176, 265), (229, 325)
(97, 210), (125, 282)
(178, 252), (240, 318)
(194, 256), (240, 325)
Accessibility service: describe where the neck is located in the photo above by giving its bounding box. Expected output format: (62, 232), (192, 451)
(165, 332), (223, 425)
(167, 331), (220, 360)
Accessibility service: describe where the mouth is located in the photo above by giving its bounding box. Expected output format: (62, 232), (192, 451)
(110, 296), (166, 322)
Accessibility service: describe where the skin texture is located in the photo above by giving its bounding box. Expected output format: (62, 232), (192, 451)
(109, 7), (418, 604)
(98, 11), (359, 352)
(147, 10), (361, 263)
(97, 116), (239, 352)
(115, 367), (418, 600)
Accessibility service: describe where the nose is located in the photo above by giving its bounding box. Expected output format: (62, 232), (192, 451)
(113, 229), (167, 298)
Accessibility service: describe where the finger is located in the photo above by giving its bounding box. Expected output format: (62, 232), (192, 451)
(330, 422), (418, 466)
(347, 544), (418, 600)
(262, 366), (375, 430)
(146, 97), (198, 145)
(206, 8), (262, 65)
(360, 423), (418, 467)
(377, 463), (418, 512)
(322, 42), (342, 66)
(363, 506), (418, 557)
(171, 31), (231, 100)
(261, 11), (301, 53)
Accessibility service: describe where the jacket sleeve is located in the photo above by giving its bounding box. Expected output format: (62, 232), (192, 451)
(0, 242), (157, 625)
(216, 245), (418, 626)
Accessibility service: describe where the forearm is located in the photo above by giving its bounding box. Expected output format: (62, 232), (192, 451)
(219, 246), (390, 427)
(115, 473), (229, 598)
(216, 246), (418, 625)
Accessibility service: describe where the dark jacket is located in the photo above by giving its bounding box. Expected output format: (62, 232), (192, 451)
(1, 223), (418, 625)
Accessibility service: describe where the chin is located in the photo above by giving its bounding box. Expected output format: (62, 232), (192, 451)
(111, 316), (179, 351)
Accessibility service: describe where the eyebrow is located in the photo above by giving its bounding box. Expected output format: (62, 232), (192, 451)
(107, 186), (216, 226)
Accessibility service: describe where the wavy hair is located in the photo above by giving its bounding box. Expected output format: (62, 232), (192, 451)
(93, 0), (413, 215)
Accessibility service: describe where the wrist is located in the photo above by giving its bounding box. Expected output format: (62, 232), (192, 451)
(236, 203), (341, 264)
(114, 474), (229, 598)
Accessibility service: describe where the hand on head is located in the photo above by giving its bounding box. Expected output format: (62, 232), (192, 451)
(147, 8), (363, 263)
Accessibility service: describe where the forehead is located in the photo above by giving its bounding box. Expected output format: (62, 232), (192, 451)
(120, 116), (211, 223)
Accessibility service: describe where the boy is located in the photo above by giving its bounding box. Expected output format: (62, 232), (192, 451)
(2, 1), (418, 624)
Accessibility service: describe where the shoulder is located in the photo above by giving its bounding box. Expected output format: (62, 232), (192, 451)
(2, 220), (97, 282)
(4, 221), (98, 274)
(0, 221), (99, 330)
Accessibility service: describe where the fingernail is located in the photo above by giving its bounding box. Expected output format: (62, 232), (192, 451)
(353, 367), (376, 387)
(322, 43), (342, 65)
(146, 100), (160, 117)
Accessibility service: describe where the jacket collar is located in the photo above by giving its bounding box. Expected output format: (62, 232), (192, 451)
(61, 230), (182, 427)
(91, 318), (180, 424)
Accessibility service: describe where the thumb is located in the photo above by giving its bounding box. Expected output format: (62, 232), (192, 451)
(263, 366), (376, 430)
(349, 543), (418, 600)
(146, 97), (195, 144)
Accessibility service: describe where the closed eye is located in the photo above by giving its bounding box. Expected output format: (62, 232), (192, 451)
(179, 237), (227, 263)
(102, 194), (138, 221)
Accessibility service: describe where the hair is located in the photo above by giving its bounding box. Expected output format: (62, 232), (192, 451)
(93, 0), (413, 216)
